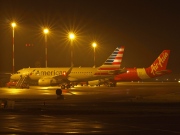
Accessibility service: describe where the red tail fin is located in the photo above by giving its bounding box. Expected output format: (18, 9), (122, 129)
(150, 50), (170, 75)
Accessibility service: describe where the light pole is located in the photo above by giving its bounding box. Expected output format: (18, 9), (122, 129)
(92, 42), (97, 67)
(69, 33), (75, 67)
(11, 22), (16, 74)
(43, 28), (49, 67)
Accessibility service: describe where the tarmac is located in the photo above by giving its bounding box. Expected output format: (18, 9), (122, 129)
(0, 82), (180, 134)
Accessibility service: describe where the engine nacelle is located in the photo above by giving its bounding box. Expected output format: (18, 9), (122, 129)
(38, 78), (57, 86)
(88, 80), (100, 86)
(88, 79), (108, 86)
(88, 79), (117, 87)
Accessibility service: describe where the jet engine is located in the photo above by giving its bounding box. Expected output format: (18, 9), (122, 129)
(88, 80), (100, 86)
(38, 78), (57, 86)
(88, 79), (117, 87)
(88, 79), (107, 86)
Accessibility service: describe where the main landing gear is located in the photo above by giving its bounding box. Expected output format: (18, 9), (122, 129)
(59, 84), (73, 89)
(56, 83), (72, 96)
(105, 82), (117, 87)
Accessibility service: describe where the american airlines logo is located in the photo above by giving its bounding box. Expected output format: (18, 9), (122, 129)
(151, 52), (168, 75)
(34, 70), (66, 76)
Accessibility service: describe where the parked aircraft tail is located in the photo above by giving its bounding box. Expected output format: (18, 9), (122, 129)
(98, 46), (125, 70)
(146, 50), (171, 77)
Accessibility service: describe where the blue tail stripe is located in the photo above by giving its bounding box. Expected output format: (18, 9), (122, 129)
(109, 56), (116, 59)
(112, 52), (118, 54)
(105, 60), (114, 63)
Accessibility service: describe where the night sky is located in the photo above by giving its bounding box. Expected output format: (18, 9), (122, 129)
(0, 0), (180, 74)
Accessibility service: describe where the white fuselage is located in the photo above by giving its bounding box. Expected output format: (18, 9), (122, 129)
(11, 67), (115, 82)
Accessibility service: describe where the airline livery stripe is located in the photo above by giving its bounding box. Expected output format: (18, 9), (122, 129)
(94, 73), (114, 75)
(112, 62), (121, 65)
(106, 57), (114, 59)
(103, 63), (118, 65)
(109, 54), (123, 57)
(114, 60), (122, 62)
(100, 65), (120, 67)
(98, 68), (119, 70)
(115, 57), (122, 59)
(105, 62), (121, 64)
(99, 65), (119, 69)
(108, 60), (120, 61)
(119, 49), (124, 52)
(109, 56), (117, 58)
(116, 54), (123, 57)
(105, 60), (114, 62)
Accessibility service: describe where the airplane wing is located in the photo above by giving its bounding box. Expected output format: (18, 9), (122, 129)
(37, 66), (73, 87)
(53, 66), (73, 79)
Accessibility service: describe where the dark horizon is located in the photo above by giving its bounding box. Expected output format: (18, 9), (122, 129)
(0, 0), (180, 74)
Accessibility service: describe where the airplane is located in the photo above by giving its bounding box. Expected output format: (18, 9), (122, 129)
(10, 46), (126, 92)
(108, 49), (172, 84)
(75, 49), (172, 87)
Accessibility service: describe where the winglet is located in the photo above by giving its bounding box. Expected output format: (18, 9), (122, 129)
(66, 65), (73, 76)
